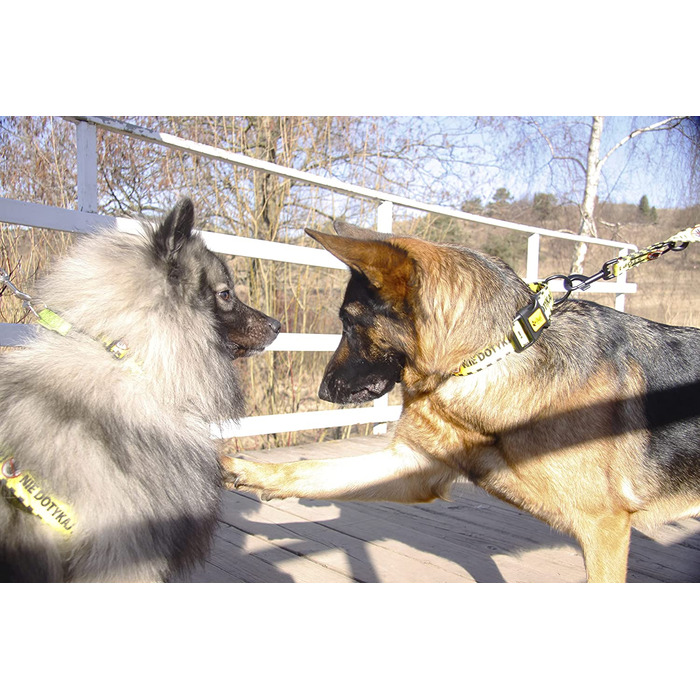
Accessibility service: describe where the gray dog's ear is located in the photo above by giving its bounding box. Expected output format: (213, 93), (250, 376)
(153, 198), (195, 265)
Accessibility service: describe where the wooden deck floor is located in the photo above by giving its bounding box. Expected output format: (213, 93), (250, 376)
(188, 436), (700, 583)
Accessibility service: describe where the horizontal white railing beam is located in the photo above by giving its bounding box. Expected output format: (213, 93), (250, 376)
(268, 333), (339, 352)
(198, 230), (345, 269)
(64, 117), (637, 252)
(0, 197), (345, 268)
(0, 197), (141, 235)
(0, 322), (339, 352)
(213, 405), (403, 439)
(0, 323), (36, 346)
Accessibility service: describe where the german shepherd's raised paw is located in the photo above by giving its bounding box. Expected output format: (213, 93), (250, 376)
(229, 220), (700, 583)
(221, 456), (282, 499)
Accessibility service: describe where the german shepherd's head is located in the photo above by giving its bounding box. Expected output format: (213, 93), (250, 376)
(305, 222), (532, 404)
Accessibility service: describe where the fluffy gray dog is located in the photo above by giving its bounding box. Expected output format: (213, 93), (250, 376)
(0, 198), (280, 581)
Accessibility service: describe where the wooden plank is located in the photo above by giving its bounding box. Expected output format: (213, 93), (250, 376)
(333, 487), (700, 582)
(219, 490), (471, 582)
(184, 528), (296, 583)
(250, 489), (585, 583)
(219, 490), (359, 582)
(626, 519), (700, 582)
(214, 517), (353, 583)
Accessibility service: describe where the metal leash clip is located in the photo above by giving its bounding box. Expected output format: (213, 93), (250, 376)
(1, 266), (34, 306)
(543, 225), (700, 308)
(0, 266), (43, 320)
(1, 266), (72, 334)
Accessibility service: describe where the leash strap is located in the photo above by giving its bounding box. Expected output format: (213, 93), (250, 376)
(603, 225), (700, 279)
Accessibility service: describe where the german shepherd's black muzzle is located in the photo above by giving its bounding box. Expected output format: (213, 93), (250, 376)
(318, 334), (403, 404)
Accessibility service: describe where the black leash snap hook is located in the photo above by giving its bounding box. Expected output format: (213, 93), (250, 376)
(543, 273), (583, 305)
(546, 271), (606, 305)
(563, 274), (594, 293)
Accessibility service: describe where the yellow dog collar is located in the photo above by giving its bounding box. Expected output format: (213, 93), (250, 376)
(454, 283), (553, 377)
(1, 450), (76, 537)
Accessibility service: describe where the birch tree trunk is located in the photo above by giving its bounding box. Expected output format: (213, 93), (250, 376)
(569, 115), (687, 275)
(570, 116), (604, 275)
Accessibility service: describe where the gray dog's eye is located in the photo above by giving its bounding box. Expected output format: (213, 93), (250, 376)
(217, 289), (233, 303)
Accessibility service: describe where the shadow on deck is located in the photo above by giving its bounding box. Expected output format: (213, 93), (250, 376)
(189, 436), (700, 583)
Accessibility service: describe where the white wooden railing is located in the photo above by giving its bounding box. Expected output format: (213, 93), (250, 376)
(0, 116), (638, 438)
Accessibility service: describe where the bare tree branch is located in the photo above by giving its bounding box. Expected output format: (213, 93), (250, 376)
(599, 116), (688, 168)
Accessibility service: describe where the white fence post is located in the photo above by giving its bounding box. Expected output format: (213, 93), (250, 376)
(526, 233), (540, 282)
(76, 121), (98, 213)
(615, 248), (629, 312)
(377, 200), (393, 234)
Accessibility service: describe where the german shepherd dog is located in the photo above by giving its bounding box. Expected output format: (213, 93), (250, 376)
(0, 198), (280, 581)
(223, 221), (700, 583)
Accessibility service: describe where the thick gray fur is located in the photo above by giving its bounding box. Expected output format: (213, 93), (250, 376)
(0, 198), (278, 582)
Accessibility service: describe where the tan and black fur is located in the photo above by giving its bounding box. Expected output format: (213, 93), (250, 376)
(223, 221), (700, 583)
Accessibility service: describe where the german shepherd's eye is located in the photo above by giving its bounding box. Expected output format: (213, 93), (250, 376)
(216, 289), (233, 303)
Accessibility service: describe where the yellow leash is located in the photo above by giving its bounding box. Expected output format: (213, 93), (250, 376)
(454, 224), (700, 377)
(0, 266), (142, 373)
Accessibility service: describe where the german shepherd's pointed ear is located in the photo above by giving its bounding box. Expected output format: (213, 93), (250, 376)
(305, 226), (414, 303)
(153, 198), (195, 266)
(332, 221), (387, 241)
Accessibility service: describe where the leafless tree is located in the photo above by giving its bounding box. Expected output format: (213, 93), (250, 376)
(571, 117), (690, 273)
(488, 116), (696, 273)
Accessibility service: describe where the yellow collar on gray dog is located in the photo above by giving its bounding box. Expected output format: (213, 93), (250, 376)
(36, 307), (142, 374)
(0, 270), (140, 373)
(1, 449), (77, 536)
(454, 283), (553, 377)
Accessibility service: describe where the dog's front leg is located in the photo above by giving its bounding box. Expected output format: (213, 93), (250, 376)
(221, 442), (454, 503)
(577, 512), (632, 583)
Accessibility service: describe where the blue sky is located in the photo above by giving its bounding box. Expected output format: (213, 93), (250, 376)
(419, 116), (698, 210)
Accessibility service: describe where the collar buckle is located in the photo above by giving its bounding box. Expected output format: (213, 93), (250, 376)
(511, 283), (554, 352)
